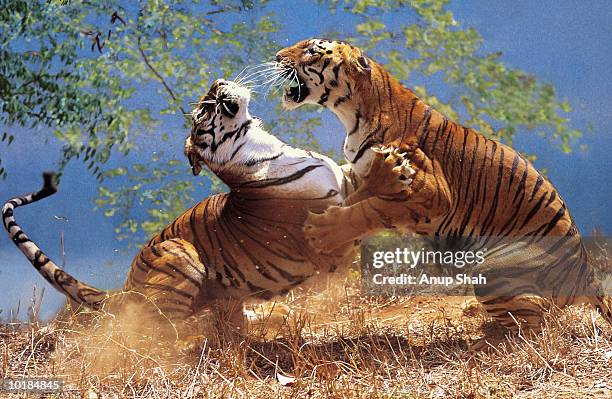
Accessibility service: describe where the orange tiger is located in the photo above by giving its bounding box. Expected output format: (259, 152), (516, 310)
(2, 79), (356, 337)
(274, 39), (611, 332)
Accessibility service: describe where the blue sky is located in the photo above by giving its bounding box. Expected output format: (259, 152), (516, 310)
(1, 0), (610, 319)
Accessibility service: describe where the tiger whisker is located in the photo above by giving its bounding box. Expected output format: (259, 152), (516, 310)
(234, 78), (252, 88)
(239, 78), (259, 88)
(270, 71), (292, 88)
(269, 67), (294, 86)
(264, 73), (291, 97)
(192, 100), (217, 108)
(259, 69), (294, 97)
(257, 70), (289, 88)
(238, 70), (280, 84)
(274, 73), (291, 88)
(238, 79), (257, 88)
(233, 65), (253, 82)
(238, 66), (282, 82)
(236, 63), (280, 77)
(260, 72), (285, 87)
(206, 62), (288, 98)
(265, 73), (293, 98)
(262, 77), (284, 99)
(271, 78), (291, 95)
(233, 62), (276, 85)
(272, 68), (294, 88)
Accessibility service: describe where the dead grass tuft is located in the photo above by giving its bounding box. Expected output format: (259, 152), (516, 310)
(2, 270), (611, 398)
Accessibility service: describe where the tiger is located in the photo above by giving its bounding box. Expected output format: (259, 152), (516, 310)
(2, 79), (357, 337)
(274, 38), (612, 332)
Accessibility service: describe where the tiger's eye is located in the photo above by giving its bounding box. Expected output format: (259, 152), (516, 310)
(221, 100), (239, 117)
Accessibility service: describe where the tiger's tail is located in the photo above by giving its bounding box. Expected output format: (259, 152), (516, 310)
(2, 172), (108, 310)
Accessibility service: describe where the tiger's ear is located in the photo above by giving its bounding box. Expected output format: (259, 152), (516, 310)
(184, 137), (203, 176)
(356, 55), (370, 71)
(188, 153), (202, 176)
(352, 49), (371, 73)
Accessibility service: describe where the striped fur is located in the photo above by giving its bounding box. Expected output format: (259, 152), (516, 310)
(275, 39), (612, 331)
(2, 80), (356, 333)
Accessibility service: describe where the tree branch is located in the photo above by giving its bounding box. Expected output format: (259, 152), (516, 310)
(136, 36), (188, 116)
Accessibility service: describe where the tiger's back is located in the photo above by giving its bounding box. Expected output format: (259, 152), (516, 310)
(398, 106), (578, 239)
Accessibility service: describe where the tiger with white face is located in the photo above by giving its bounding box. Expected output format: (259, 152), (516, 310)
(2, 79), (356, 336)
(274, 39), (612, 332)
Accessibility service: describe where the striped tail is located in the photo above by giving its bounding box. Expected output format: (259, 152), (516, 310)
(2, 172), (108, 310)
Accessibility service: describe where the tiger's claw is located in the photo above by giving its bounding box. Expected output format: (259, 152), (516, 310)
(304, 207), (354, 253)
(366, 145), (416, 197)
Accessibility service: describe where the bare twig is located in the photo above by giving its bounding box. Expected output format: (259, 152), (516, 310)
(136, 36), (188, 116)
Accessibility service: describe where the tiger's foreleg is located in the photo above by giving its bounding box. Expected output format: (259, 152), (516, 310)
(305, 145), (450, 252)
(340, 145), (416, 207)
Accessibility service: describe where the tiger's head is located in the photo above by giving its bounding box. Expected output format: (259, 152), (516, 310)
(185, 79), (255, 175)
(274, 38), (371, 111)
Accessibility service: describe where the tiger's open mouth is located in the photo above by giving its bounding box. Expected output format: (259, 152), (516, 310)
(281, 69), (309, 104)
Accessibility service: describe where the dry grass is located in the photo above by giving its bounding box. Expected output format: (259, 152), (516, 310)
(1, 271), (611, 399)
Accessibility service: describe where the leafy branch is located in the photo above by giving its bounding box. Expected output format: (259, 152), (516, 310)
(136, 36), (188, 116)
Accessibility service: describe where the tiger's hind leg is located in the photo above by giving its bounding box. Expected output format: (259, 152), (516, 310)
(114, 238), (247, 346)
(121, 238), (215, 341)
(472, 265), (551, 334)
(467, 292), (552, 351)
(472, 292), (612, 352)
(124, 238), (208, 318)
(475, 293), (551, 333)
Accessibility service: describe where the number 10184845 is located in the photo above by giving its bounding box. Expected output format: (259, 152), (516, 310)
(1, 378), (63, 393)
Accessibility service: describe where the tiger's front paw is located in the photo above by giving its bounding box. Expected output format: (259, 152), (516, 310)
(367, 145), (416, 197)
(304, 206), (352, 253)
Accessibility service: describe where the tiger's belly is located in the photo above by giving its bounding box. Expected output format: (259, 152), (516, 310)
(202, 194), (352, 298)
(126, 164), (355, 305)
